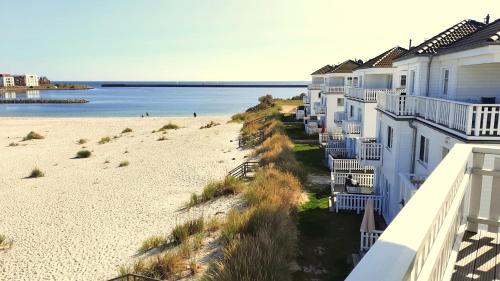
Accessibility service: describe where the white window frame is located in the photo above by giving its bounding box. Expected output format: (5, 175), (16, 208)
(418, 135), (429, 165)
(409, 70), (416, 95)
(386, 126), (393, 149)
(441, 68), (449, 95)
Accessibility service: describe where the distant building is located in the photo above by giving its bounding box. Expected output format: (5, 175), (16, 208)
(0, 74), (15, 87)
(39, 76), (51, 85)
(14, 74), (40, 87)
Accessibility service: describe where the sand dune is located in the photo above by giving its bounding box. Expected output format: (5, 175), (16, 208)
(0, 116), (246, 281)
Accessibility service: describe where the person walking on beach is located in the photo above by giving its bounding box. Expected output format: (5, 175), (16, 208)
(193, 112), (197, 118)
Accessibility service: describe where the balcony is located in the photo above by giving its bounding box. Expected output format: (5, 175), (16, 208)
(346, 145), (500, 281)
(305, 121), (319, 135)
(356, 138), (383, 167)
(399, 173), (427, 205)
(313, 102), (326, 115)
(342, 120), (361, 135)
(303, 95), (311, 104)
(308, 84), (323, 90)
(346, 88), (404, 102)
(331, 171), (375, 196)
(334, 111), (347, 123)
(378, 93), (500, 140)
(329, 158), (374, 173)
(322, 85), (347, 94)
(295, 109), (305, 120)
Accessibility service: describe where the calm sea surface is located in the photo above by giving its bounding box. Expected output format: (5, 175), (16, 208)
(0, 82), (306, 117)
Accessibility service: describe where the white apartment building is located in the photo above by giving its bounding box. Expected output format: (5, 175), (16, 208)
(344, 18), (500, 281)
(25, 74), (39, 87)
(304, 65), (332, 134)
(0, 74), (15, 87)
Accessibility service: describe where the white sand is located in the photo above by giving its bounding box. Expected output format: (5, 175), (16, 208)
(0, 117), (246, 281)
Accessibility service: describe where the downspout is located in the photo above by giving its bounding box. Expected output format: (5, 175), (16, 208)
(409, 120), (418, 174)
(425, 54), (434, 97)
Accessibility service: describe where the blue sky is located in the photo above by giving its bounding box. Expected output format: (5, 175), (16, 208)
(1, 0), (499, 81)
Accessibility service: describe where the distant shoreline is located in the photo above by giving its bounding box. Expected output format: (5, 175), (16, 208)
(0, 83), (93, 92)
(101, 83), (307, 88)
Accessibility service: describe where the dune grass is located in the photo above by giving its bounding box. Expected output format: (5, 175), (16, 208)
(158, 122), (179, 131)
(28, 167), (45, 178)
(118, 161), (129, 167)
(171, 217), (204, 245)
(121, 128), (133, 133)
(22, 131), (44, 141)
(187, 176), (245, 207)
(139, 235), (169, 253)
(76, 150), (92, 158)
(8, 142), (18, 147)
(98, 136), (111, 144)
(157, 136), (168, 141)
(0, 235), (13, 250)
(77, 138), (88, 144)
(200, 121), (221, 129)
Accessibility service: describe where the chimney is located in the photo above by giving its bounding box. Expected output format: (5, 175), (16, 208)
(485, 14), (490, 24)
(409, 39), (412, 49)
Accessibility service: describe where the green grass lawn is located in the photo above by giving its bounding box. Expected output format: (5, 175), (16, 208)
(294, 143), (329, 176)
(294, 191), (362, 281)
(283, 121), (318, 140)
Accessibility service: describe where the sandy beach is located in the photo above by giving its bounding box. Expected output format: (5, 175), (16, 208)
(0, 116), (246, 280)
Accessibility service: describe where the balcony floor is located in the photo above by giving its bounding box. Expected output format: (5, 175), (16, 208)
(452, 231), (500, 281)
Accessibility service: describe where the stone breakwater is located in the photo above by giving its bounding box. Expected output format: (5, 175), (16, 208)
(0, 99), (89, 104)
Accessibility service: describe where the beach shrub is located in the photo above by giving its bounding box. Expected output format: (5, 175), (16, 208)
(230, 113), (245, 123)
(28, 167), (45, 178)
(22, 131), (44, 141)
(200, 176), (245, 202)
(158, 122), (179, 131)
(171, 217), (204, 245)
(118, 161), (129, 167)
(200, 121), (221, 129)
(98, 136), (111, 144)
(0, 235), (13, 250)
(76, 150), (91, 158)
(157, 136), (168, 141)
(77, 139), (88, 144)
(139, 235), (169, 253)
(121, 128), (133, 133)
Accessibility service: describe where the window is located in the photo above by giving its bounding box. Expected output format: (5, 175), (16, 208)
(337, 98), (344, 106)
(442, 69), (449, 95)
(400, 75), (407, 87)
(350, 105), (354, 118)
(353, 77), (359, 87)
(347, 77), (353, 86)
(419, 135), (429, 164)
(386, 126), (393, 149)
(318, 92), (321, 98)
(409, 70), (416, 94)
(359, 76), (363, 88)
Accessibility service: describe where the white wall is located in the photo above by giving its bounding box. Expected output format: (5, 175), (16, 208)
(365, 74), (392, 89)
(325, 93), (344, 132)
(455, 63), (500, 101)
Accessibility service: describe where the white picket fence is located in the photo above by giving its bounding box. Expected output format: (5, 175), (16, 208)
(358, 142), (383, 161)
(330, 158), (374, 172)
(342, 121), (361, 134)
(360, 230), (384, 252)
(347, 88), (404, 102)
(325, 147), (352, 159)
(335, 193), (383, 214)
(331, 172), (374, 187)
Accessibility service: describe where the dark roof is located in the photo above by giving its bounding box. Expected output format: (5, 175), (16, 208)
(356, 47), (408, 69)
(396, 19), (484, 61)
(311, 65), (335, 75)
(328, 60), (361, 73)
(439, 18), (500, 54)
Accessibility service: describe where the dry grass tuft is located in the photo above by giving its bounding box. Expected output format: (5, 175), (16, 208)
(23, 131), (44, 141)
(77, 139), (88, 144)
(98, 136), (111, 144)
(28, 167), (45, 178)
(158, 122), (179, 131)
(8, 142), (18, 147)
(157, 136), (168, 141)
(0, 235), (13, 250)
(171, 217), (204, 245)
(200, 121), (221, 129)
(139, 235), (169, 253)
(118, 161), (129, 167)
(188, 176), (245, 207)
(121, 128), (133, 133)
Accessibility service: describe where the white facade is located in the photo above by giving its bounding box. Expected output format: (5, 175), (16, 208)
(25, 74), (39, 87)
(0, 76), (15, 87)
(377, 46), (500, 223)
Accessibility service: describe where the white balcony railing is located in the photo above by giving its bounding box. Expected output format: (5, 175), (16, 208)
(346, 145), (500, 281)
(357, 139), (383, 166)
(335, 193), (383, 214)
(308, 84), (322, 90)
(334, 111), (347, 123)
(399, 173), (427, 205)
(347, 88), (404, 102)
(305, 121), (319, 135)
(342, 120), (362, 135)
(325, 147), (352, 159)
(295, 109), (305, 120)
(322, 85), (347, 93)
(330, 158), (374, 173)
(331, 172), (374, 188)
(378, 93), (500, 139)
(303, 95), (311, 104)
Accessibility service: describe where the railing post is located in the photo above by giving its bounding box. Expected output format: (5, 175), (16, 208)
(467, 152), (485, 232)
(466, 105), (474, 136)
(448, 102), (456, 129)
